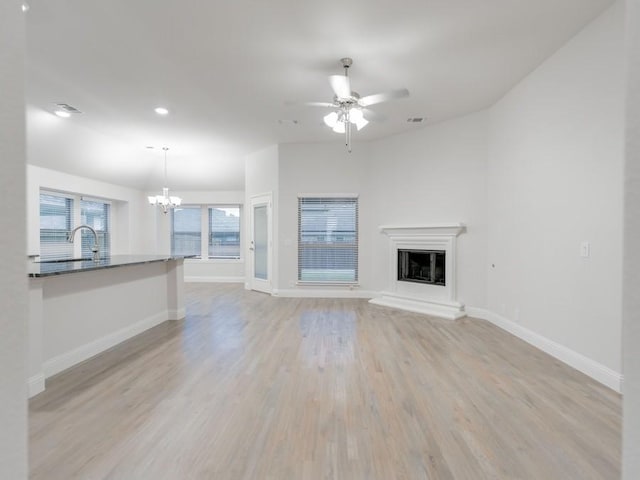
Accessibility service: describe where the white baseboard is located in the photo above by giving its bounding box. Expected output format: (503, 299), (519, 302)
(185, 276), (244, 283)
(28, 373), (45, 398)
(276, 288), (377, 299)
(466, 307), (623, 393)
(168, 307), (186, 320)
(43, 310), (169, 379)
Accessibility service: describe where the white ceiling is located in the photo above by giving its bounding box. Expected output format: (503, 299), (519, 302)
(25, 0), (614, 191)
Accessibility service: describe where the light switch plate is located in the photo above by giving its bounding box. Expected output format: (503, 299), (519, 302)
(580, 241), (590, 258)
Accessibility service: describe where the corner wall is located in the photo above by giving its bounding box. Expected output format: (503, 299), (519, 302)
(623, 0), (640, 475)
(157, 190), (245, 282)
(245, 145), (279, 290)
(263, 1), (625, 392)
(0, 1), (28, 477)
(486, 1), (625, 389)
(367, 111), (489, 308)
(277, 142), (374, 296)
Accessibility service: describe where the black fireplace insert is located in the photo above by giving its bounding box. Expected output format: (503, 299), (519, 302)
(397, 249), (445, 285)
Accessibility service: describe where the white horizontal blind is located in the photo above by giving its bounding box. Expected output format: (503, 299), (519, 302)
(298, 197), (358, 283)
(171, 207), (202, 257)
(39, 192), (74, 260)
(80, 199), (111, 257)
(208, 206), (240, 259)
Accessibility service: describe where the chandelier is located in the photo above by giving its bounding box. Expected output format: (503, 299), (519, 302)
(148, 146), (182, 213)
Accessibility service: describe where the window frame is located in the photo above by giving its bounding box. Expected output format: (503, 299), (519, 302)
(39, 190), (113, 260)
(170, 206), (204, 259)
(208, 205), (241, 260)
(297, 194), (359, 285)
(171, 204), (243, 262)
(80, 197), (111, 258)
(39, 191), (75, 260)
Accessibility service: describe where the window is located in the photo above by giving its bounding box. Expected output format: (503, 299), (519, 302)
(39, 193), (74, 260)
(209, 206), (240, 259)
(171, 205), (242, 259)
(39, 192), (112, 259)
(171, 207), (202, 257)
(298, 196), (358, 283)
(80, 199), (110, 258)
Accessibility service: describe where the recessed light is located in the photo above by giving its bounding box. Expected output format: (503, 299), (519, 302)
(278, 119), (299, 125)
(21, 2), (29, 12)
(407, 117), (425, 123)
(54, 110), (71, 118)
(145, 146), (155, 149)
(154, 107), (169, 115)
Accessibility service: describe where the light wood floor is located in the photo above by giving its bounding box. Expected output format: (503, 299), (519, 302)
(30, 283), (621, 479)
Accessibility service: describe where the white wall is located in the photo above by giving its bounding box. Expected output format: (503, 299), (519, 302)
(245, 145), (279, 289)
(623, 0), (640, 476)
(273, 113), (487, 305)
(0, 2), (28, 478)
(367, 111), (488, 307)
(27, 165), (155, 256)
(238, 0), (626, 394)
(158, 190), (245, 282)
(277, 142), (376, 296)
(487, 1), (625, 384)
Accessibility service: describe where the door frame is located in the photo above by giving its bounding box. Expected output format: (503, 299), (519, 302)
(249, 192), (272, 294)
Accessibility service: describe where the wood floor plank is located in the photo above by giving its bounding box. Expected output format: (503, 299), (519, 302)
(29, 283), (621, 479)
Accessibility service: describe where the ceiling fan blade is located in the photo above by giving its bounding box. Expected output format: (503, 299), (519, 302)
(362, 108), (387, 122)
(284, 100), (336, 108)
(301, 101), (337, 108)
(359, 88), (409, 107)
(329, 75), (351, 99)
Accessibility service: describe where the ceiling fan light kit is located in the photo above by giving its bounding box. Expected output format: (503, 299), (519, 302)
(308, 57), (409, 153)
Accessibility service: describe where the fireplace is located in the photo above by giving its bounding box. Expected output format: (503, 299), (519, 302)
(398, 250), (446, 285)
(369, 224), (466, 319)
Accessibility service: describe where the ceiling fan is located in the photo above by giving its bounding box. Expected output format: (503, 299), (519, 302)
(300, 57), (409, 152)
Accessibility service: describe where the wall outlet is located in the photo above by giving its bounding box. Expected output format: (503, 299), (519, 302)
(580, 241), (590, 258)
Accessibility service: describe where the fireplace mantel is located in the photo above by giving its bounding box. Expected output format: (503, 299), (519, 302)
(370, 223), (466, 320)
(379, 224), (466, 237)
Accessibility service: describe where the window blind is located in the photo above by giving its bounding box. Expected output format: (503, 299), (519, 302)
(39, 192), (74, 260)
(298, 196), (358, 283)
(80, 199), (111, 257)
(208, 206), (240, 259)
(171, 207), (202, 257)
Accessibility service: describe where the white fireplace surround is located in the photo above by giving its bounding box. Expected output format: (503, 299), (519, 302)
(369, 224), (466, 319)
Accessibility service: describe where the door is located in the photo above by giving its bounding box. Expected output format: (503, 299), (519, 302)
(250, 193), (272, 293)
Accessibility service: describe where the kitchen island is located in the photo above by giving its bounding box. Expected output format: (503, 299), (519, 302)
(28, 255), (192, 397)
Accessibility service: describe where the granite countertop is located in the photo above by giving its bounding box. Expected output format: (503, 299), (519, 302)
(28, 255), (195, 278)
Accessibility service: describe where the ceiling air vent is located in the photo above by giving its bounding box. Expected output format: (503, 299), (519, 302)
(407, 117), (424, 123)
(55, 103), (82, 114)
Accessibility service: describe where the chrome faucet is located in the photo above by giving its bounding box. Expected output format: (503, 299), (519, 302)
(67, 225), (100, 261)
